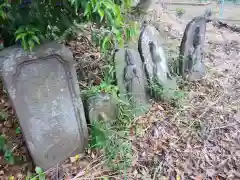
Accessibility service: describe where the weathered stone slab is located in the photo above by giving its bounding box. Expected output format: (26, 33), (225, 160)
(138, 24), (176, 89)
(86, 93), (118, 123)
(115, 46), (150, 116)
(179, 16), (207, 80)
(0, 42), (88, 170)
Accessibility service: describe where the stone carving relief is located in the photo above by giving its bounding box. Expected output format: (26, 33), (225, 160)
(179, 16), (207, 80)
(115, 46), (150, 116)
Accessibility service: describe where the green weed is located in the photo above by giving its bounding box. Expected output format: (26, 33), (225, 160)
(175, 8), (185, 18)
(83, 81), (119, 99)
(14, 25), (41, 51)
(149, 80), (185, 107)
(0, 135), (14, 164)
(85, 65), (135, 172)
(15, 127), (21, 135)
(26, 167), (46, 180)
(90, 119), (133, 171)
(0, 110), (8, 121)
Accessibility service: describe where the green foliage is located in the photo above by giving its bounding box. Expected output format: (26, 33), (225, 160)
(0, 135), (14, 164)
(0, 0), (137, 52)
(15, 127), (21, 135)
(86, 63), (134, 171)
(84, 81), (119, 98)
(87, 91), (134, 171)
(117, 99), (134, 128)
(14, 25), (41, 51)
(0, 110), (8, 121)
(90, 119), (133, 170)
(26, 167), (46, 180)
(175, 8), (185, 18)
(150, 80), (185, 107)
(0, 0), (10, 19)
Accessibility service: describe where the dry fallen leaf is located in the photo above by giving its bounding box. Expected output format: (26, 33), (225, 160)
(195, 175), (203, 180)
(157, 105), (164, 111)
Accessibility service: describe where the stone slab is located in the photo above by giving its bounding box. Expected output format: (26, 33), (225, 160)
(139, 24), (176, 89)
(0, 42), (88, 170)
(179, 16), (207, 80)
(115, 46), (150, 116)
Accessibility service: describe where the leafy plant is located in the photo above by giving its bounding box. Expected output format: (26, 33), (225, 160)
(15, 25), (41, 51)
(0, 110), (8, 121)
(150, 80), (185, 107)
(84, 81), (119, 98)
(15, 127), (21, 135)
(175, 8), (185, 18)
(0, 135), (14, 164)
(90, 119), (133, 170)
(0, 0), (10, 20)
(86, 64), (135, 171)
(26, 167), (46, 180)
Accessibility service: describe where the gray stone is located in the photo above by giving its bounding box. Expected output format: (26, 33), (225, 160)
(131, 0), (140, 7)
(133, 0), (152, 10)
(115, 46), (150, 116)
(0, 42), (88, 170)
(138, 24), (176, 89)
(87, 93), (118, 123)
(179, 16), (207, 80)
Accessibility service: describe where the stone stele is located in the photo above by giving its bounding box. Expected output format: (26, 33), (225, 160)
(179, 16), (207, 81)
(0, 42), (88, 170)
(115, 46), (150, 116)
(139, 24), (176, 89)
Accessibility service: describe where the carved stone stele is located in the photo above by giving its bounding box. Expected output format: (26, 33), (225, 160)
(0, 42), (88, 170)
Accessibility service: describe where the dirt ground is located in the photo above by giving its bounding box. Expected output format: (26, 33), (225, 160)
(0, 1), (240, 180)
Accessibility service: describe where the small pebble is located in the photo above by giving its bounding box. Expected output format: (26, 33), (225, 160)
(4, 120), (12, 128)
(0, 170), (4, 175)
(16, 172), (23, 178)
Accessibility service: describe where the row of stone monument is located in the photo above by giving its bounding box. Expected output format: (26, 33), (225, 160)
(0, 13), (208, 170)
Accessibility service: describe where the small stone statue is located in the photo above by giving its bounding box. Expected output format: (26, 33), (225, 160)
(123, 49), (140, 99)
(149, 41), (172, 85)
(115, 47), (150, 116)
(179, 15), (207, 80)
(87, 93), (117, 123)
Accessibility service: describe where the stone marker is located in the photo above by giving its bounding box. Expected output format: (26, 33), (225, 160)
(115, 45), (150, 116)
(86, 93), (118, 123)
(179, 16), (207, 81)
(0, 42), (88, 170)
(138, 24), (176, 89)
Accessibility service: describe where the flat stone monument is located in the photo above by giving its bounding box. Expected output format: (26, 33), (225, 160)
(0, 42), (88, 170)
(115, 46), (150, 116)
(138, 24), (176, 89)
(179, 16), (207, 81)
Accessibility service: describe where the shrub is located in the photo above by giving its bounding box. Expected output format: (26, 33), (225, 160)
(0, 0), (137, 51)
